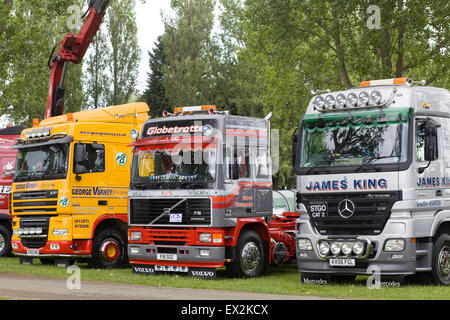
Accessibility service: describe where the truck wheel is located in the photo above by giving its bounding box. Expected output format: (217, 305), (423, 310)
(228, 230), (265, 278)
(431, 233), (450, 285)
(0, 225), (12, 257)
(89, 228), (127, 269)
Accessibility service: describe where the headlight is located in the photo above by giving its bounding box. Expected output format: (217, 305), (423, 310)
(336, 94), (346, 108)
(199, 233), (211, 243)
(370, 90), (382, 104)
(130, 247), (140, 254)
(319, 241), (330, 256)
(384, 239), (405, 252)
(330, 242), (342, 255)
(359, 91), (370, 105)
(52, 229), (68, 236)
(314, 96), (325, 110)
(130, 231), (141, 241)
(352, 242), (364, 255)
(325, 95), (335, 109)
(347, 93), (358, 106)
(341, 242), (353, 256)
(297, 238), (313, 251)
(199, 249), (210, 257)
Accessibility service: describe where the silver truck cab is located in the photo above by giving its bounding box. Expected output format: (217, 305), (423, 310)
(292, 78), (450, 285)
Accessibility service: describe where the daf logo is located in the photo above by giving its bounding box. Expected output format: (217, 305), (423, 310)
(338, 199), (355, 219)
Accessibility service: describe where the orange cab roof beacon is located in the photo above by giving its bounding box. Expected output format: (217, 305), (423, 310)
(360, 77), (408, 87)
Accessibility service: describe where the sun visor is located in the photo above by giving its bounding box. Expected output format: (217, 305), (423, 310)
(14, 135), (73, 149)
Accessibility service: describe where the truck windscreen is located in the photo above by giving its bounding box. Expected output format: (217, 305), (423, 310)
(14, 144), (69, 182)
(299, 119), (408, 170)
(131, 147), (216, 189)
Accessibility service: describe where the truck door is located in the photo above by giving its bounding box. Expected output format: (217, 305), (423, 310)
(414, 117), (442, 211)
(71, 142), (108, 238)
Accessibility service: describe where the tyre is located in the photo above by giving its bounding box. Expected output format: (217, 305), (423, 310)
(89, 228), (127, 269)
(431, 233), (450, 285)
(227, 230), (265, 278)
(0, 225), (12, 257)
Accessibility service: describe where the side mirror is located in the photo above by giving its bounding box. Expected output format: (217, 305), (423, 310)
(74, 164), (87, 175)
(424, 121), (438, 162)
(75, 143), (87, 163)
(418, 119), (440, 174)
(292, 128), (300, 167)
(231, 163), (240, 180)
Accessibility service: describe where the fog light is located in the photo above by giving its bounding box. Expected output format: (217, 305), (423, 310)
(330, 242), (342, 255)
(12, 243), (18, 249)
(50, 244), (60, 250)
(130, 231), (142, 241)
(341, 242), (353, 256)
(297, 239), (313, 251)
(384, 239), (405, 252)
(200, 249), (210, 257)
(199, 233), (211, 243)
(352, 242), (364, 255)
(52, 229), (68, 236)
(130, 247), (140, 254)
(319, 241), (330, 256)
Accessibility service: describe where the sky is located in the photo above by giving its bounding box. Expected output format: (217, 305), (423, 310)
(135, 0), (173, 93)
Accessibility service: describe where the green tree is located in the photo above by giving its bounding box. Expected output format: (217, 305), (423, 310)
(162, 0), (218, 107)
(0, 0), (86, 125)
(219, 0), (449, 188)
(105, 0), (141, 106)
(84, 27), (110, 109)
(142, 35), (169, 118)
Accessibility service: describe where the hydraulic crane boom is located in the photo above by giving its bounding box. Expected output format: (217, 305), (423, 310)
(45, 0), (110, 119)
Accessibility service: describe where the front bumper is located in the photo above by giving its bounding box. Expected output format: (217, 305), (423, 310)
(296, 218), (416, 276)
(12, 239), (92, 259)
(128, 244), (226, 268)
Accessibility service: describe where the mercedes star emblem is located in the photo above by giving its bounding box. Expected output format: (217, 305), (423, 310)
(338, 199), (355, 219)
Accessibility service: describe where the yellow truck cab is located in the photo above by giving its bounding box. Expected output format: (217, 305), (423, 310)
(10, 103), (149, 268)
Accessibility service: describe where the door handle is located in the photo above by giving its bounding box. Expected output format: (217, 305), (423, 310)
(98, 200), (107, 206)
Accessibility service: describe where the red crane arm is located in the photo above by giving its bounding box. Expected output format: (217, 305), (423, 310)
(45, 0), (110, 119)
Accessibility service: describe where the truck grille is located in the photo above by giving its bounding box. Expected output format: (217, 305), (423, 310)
(130, 198), (211, 226)
(13, 190), (58, 214)
(299, 191), (401, 235)
(19, 215), (51, 248)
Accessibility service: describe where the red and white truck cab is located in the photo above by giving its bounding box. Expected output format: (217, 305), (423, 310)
(127, 106), (297, 278)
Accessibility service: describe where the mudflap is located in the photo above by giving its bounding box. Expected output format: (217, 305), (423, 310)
(132, 264), (217, 279)
(19, 257), (33, 265)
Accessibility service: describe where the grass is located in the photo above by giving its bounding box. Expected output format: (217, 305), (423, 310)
(0, 257), (449, 300)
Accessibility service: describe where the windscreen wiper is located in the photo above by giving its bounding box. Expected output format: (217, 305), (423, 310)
(304, 160), (331, 174)
(356, 155), (398, 171)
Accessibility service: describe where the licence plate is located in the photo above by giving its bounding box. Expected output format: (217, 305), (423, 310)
(26, 249), (39, 256)
(157, 253), (177, 261)
(329, 258), (355, 267)
(309, 201), (328, 218)
(155, 265), (188, 272)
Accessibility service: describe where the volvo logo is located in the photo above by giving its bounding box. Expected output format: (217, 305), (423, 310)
(338, 199), (355, 219)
